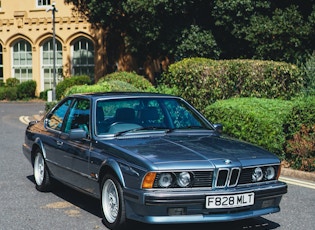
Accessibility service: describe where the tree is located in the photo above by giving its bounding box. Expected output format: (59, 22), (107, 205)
(210, 0), (271, 58)
(243, 6), (312, 63)
(211, 0), (315, 63)
(65, 0), (216, 71)
(65, 0), (315, 75)
(174, 25), (221, 60)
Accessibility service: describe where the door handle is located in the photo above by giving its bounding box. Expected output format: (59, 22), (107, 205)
(56, 141), (63, 146)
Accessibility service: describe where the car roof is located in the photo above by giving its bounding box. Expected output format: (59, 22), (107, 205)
(69, 92), (179, 100)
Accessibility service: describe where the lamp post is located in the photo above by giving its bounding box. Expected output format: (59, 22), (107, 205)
(46, 2), (58, 101)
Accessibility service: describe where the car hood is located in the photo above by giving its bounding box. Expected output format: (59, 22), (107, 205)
(100, 134), (279, 170)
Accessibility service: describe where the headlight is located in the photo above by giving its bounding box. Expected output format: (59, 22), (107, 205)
(177, 172), (191, 187)
(252, 167), (263, 182)
(265, 166), (276, 180)
(158, 173), (173, 188)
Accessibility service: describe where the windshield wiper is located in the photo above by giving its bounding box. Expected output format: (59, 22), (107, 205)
(114, 127), (172, 137)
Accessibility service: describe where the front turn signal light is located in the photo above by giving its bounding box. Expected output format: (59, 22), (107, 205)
(142, 172), (156, 189)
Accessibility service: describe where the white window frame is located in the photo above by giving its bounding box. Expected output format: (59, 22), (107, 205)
(71, 38), (95, 78)
(40, 38), (63, 91)
(11, 40), (33, 82)
(37, 0), (51, 7)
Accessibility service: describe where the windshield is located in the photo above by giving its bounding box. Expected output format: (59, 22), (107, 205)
(95, 97), (213, 136)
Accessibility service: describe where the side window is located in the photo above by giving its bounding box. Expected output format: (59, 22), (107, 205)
(64, 98), (90, 134)
(46, 99), (72, 131)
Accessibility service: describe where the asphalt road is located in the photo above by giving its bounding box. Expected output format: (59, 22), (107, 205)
(0, 101), (314, 230)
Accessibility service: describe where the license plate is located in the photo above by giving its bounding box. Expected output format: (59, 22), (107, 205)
(206, 192), (254, 209)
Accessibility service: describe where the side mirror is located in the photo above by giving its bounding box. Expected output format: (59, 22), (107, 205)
(213, 123), (223, 134)
(69, 128), (87, 140)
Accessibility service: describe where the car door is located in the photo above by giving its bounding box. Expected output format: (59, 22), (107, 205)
(58, 98), (92, 190)
(44, 97), (74, 181)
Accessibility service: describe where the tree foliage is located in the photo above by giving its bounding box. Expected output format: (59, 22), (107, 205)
(211, 0), (315, 62)
(66, 0), (213, 59)
(65, 0), (315, 68)
(242, 6), (312, 62)
(174, 25), (221, 60)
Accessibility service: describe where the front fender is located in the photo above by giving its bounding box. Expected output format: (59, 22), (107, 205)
(99, 159), (126, 188)
(32, 137), (47, 160)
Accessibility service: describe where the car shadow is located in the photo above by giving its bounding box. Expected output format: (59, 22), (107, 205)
(27, 175), (102, 218)
(136, 217), (280, 230)
(27, 175), (281, 230)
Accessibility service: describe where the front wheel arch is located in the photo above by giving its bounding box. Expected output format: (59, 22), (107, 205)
(98, 160), (126, 188)
(30, 138), (47, 167)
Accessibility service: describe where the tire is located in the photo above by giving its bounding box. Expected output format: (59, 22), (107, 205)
(33, 150), (51, 192)
(101, 174), (127, 230)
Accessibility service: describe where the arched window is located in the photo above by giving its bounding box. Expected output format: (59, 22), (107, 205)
(72, 38), (94, 79)
(12, 40), (32, 82)
(41, 38), (63, 90)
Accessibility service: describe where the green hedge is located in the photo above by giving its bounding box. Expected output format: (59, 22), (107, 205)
(286, 96), (315, 137)
(5, 78), (20, 87)
(98, 71), (154, 91)
(161, 58), (304, 112)
(56, 75), (91, 100)
(64, 80), (139, 97)
(285, 96), (315, 171)
(0, 87), (18, 100)
(204, 96), (315, 171)
(204, 97), (293, 157)
(47, 80), (140, 111)
(17, 80), (37, 99)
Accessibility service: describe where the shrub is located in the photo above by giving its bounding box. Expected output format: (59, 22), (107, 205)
(6, 78), (20, 87)
(63, 80), (139, 97)
(285, 96), (315, 171)
(56, 75), (91, 100)
(64, 83), (112, 96)
(204, 97), (293, 157)
(17, 80), (37, 99)
(0, 87), (18, 100)
(104, 80), (140, 92)
(47, 80), (140, 111)
(161, 58), (304, 112)
(204, 96), (315, 171)
(98, 71), (154, 91)
(0, 87), (6, 100)
(39, 89), (50, 101)
(45, 101), (58, 112)
(286, 96), (315, 136)
(152, 84), (180, 96)
(286, 125), (315, 171)
(300, 53), (315, 94)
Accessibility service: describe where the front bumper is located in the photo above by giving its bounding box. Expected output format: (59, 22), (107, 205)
(124, 181), (287, 224)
